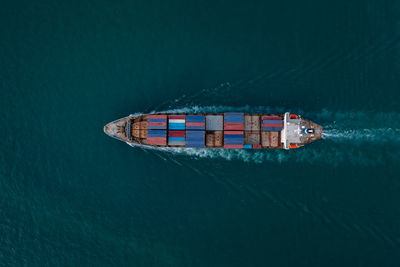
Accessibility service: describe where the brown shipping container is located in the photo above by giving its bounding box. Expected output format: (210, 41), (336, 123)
(262, 131), (280, 147)
(261, 132), (270, 147)
(133, 122), (140, 130)
(270, 131), (279, 147)
(132, 129), (140, 138)
(244, 132), (260, 145)
(245, 115), (260, 131)
(139, 121), (148, 129)
(214, 131), (223, 147)
(252, 116), (260, 131)
(205, 131), (223, 147)
(206, 132), (215, 147)
(139, 130), (147, 138)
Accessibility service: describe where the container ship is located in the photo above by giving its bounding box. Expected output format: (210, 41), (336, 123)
(104, 112), (323, 149)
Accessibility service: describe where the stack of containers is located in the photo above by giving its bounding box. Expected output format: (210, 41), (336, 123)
(168, 131), (185, 146)
(224, 131), (244, 148)
(206, 131), (223, 147)
(147, 130), (167, 145)
(206, 115), (223, 130)
(186, 115), (205, 130)
(262, 116), (283, 131)
(147, 115), (167, 130)
(168, 115), (185, 130)
(139, 121), (148, 139)
(224, 113), (244, 130)
(244, 115), (261, 131)
(244, 131), (261, 149)
(186, 131), (205, 148)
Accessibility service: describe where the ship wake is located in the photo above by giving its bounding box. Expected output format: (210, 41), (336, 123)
(130, 106), (400, 165)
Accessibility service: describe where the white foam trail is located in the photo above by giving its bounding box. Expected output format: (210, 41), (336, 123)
(128, 106), (400, 165)
(128, 142), (397, 166)
(151, 105), (287, 114)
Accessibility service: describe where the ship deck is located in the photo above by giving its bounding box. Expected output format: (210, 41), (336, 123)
(103, 112), (323, 149)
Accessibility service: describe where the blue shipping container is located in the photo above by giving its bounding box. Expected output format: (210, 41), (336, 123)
(262, 120), (283, 124)
(147, 130), (167, 137)
(186, 115), (205, 122)
(186, 131), (205, 147)
(168, 137), (185, 141)
(148, 119), (167, 122)
(224, 116), (244, 123)
(169, 123), (185, 130)
(224, 134), (243, 145)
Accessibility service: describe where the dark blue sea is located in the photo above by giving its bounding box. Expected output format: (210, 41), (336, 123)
(1, 0), (400, 266)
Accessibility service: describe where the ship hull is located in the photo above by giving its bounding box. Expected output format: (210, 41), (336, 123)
(104, 112), (323, 149)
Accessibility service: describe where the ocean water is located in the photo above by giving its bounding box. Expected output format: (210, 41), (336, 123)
(1, 0), (400, 266)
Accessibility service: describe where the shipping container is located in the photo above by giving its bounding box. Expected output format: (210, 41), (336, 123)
(262, 115), (283, 131)
(139, 130), (147, 138)
(224, 123), (244, 130)
(132, 129), (140, 138)
(139, 121), (148, 129)
(186, 115), (205, 130)
(224, 113), (244, 130)
(206, 132), (215, 147)
(133, 122), (140, 130)
(168, 130), (185, 137)
(262, 116), (281, 120)
(168, 130), (185, 146)
(168, 115), (185, 130)
(244, 131), (260, 145)
(147, 130), (166, 137)
(261, 131), (280, 147)
(146, 137), (167, 145)
(205, 131), (223, 147)
(224, 131), (244, 147)
(147, 115), (167, 130)
(206, 115), (223, 130)
(147, 129), (167, 145)
(244, 115), (260, 131)
(214, 131), (223, 147)
(186, 130), (205, 148)
(214, 131), (224, 147)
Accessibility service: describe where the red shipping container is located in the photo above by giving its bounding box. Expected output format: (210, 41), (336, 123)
(147, 137), (167, 144)
(262, 116), (281, 120)
(224, 123), (244, 130)
(147, 115), (167, 119)
(168, 131), (185, 137)
(169, 115), (185, 119)
(148, 122), (167, 126)
(224, 144), (244, 149)
(252, 145), (262, 149)
(262, 123), (283, 127)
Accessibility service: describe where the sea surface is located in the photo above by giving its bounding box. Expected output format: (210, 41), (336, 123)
(1, 0), (400, 266)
